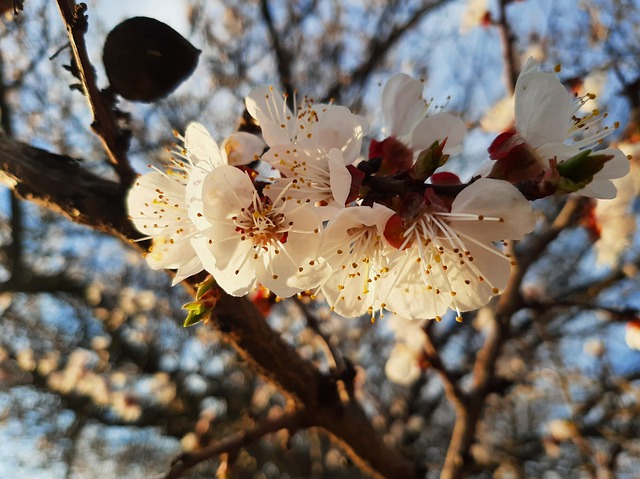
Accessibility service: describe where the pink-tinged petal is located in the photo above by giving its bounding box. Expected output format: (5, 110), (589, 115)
(245, 85), (293, 146)
(381, 73), (428, 139)
(515, 61), (572, 148)
(221, 132), (265, 166)
(409, 112), (466, 154)
(448, 179), (536, 241)
(328, 149), (351, 207)
(184, 122), (226, 169)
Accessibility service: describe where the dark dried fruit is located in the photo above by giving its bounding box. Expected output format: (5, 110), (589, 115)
(103, 16), (200, 103)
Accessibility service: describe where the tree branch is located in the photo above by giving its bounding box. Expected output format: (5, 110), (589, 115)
(260, 0), (294, 98)
(162, 408), (305, 479)
(496, 0), (519, 94)
(322, 0), (450, 103)
(55, 0), (135, 185)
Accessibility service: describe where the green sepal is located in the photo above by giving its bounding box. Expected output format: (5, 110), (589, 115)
(557, 149), (613, 183)
(410, 140), (449, 181)
(196, 276), (216, 299)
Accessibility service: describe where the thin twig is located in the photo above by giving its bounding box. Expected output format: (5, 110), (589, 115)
(55, 0), (135, 185)
(161, 409), (305, 479)
(422, 322), (467, 409)
(496, 0), (519, 94)
(294, 296), (344, 372)
(321, 0), (451, 103)
(260, 0), (294, 98)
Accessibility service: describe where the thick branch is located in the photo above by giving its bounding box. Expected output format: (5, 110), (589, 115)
(0, 132), (138, 241)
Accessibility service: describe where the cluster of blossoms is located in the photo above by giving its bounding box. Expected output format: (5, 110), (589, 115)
(128, 58), (630, 322)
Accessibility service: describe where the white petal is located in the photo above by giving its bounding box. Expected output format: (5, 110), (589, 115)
(578, 180), (618, 199)
(328, 149), (351, 207)
(381, 73), (428, 140)
(536, 142), (580, 165)
(245, 85), (294, 146)
(280, 205), (324, 263)
(252, 203), (323, 298)
(593, 148), (630, 180)
(515, 64), (572, 148)
(185, 122), (226, 169)
(379, 252), (452, 320)
(304, 105), (368, 163)
(443, 244), (511, 311)
(448, 178), (536, 241)
(127, 171), (187, 235)
(191, 233), (255, 296)
(195, 165), (255, 222)
(172, 255), (204, 286)
(409, 112), (466, 155)
(287, 257), (332, 292)
(221, 132), (265, 166)
(319, 205), (394, 317)
(146, 232), (197, 271)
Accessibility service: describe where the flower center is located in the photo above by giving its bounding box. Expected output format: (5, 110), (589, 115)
(233, 196), (290, 248)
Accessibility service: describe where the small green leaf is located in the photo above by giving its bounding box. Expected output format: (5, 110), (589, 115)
(182, 301), (206, 313)
(183, 309), (205, 327)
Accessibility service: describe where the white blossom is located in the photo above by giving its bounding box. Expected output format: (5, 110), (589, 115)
(246, 86), (368, 214)
(511, 57), (629, 199)
(380, 72), (466, 156)
(319, 204), (395, 318)
(127, 123), (262, 285)
(189, 165), (327, 298)
(379, 179), (536, 320)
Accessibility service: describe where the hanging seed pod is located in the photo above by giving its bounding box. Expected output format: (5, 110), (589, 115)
(103, 16), (201, 103)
